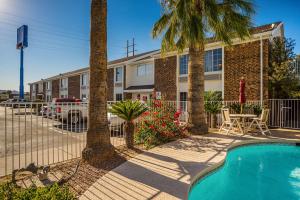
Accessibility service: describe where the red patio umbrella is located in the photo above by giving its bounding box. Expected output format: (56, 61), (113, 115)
(239, 77), (246, 113)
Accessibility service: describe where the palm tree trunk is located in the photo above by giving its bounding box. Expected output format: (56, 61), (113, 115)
(82, 0), (114, 165)
(124, 121), (135, 148)
(187, 45), (208, 134)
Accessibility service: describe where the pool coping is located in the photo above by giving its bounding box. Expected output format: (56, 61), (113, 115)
(187, 139), (300, 199)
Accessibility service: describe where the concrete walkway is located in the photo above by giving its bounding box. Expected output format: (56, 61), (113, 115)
(80, 130), (300, 200)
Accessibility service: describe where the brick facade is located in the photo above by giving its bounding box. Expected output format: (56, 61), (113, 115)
(52, 79), (60, 99)
(124, 93), (132, 100)
(154, 56), (177, 101)
(68, 75), (80, 99)
(224, 40), (269, 101)
(107, 68), (114, 101)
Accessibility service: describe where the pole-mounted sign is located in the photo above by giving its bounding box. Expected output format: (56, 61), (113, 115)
(16, 25), (28, 100)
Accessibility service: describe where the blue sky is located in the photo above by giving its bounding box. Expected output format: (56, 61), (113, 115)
(0, 0), (300, 91)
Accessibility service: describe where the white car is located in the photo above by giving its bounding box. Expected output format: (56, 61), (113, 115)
(55, 101), (124, 127)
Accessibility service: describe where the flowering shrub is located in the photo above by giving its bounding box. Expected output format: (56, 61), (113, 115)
(135, 100), (187, 149)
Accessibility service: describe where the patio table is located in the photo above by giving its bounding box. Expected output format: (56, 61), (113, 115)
(230, 114), (257, 134)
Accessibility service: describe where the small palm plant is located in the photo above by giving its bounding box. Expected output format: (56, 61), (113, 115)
(109, 100), (148, 148)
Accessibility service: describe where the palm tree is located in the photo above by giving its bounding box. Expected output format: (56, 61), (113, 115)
(109, 101), (148, 148)
(152, 0), (254, 134)
(82, 0), (114, 165)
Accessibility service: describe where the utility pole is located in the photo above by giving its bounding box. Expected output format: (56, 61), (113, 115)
(126, 38), (136, 57)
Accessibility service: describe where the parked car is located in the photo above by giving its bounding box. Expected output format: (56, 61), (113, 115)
(2, 99), (31, 108)
(53, 98), (124, 127)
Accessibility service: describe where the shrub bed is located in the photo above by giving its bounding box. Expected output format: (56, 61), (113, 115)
(135, 100), (187, 149)
(0, 182), (76, 200)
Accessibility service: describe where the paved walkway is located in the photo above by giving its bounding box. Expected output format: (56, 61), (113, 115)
(80, 130), (300, 200)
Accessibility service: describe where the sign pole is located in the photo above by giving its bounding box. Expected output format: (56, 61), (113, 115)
(17, 25), (28, 100)
(19, 47), (24, 100)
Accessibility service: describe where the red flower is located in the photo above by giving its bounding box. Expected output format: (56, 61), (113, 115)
(174, 111), (181, 119)
(162, 123), (166, 127)
(150, 125), (155, 130)
(143, 111), (150, 116)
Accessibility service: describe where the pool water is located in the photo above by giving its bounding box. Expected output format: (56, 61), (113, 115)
(189, 144), (300, 200)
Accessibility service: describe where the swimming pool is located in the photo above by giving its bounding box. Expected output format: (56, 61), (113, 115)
(189, 143), (300, 200)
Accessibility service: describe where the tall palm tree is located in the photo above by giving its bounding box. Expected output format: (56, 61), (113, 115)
(82, 0), (114, 165)
(153, 0), (254, 134)
(109, 101), (148, 148)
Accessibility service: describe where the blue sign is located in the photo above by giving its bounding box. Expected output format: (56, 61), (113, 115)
(17, 25), (28, 49)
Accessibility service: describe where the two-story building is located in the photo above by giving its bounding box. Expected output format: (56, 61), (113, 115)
(29, 22), (284, 103)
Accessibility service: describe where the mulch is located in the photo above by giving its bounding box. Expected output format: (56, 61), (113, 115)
(0, 145), (145, 198)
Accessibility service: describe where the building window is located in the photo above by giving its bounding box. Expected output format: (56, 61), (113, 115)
(60, 78), (68, 89)
(116, 93), (123, 101)
(81, 94), (87, 100)
(46, 95), (52, 102)
(179, 55), (189, 75)
(205, 48), (222, 72)
(81, 73), (88, 86)
(180, 92), (187, 112)
(115, 67), (123, 82)
(137, 64), (153, 76)
(46, 81), (51, 90)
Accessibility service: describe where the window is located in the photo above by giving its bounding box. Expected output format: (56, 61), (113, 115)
(205, 48), (222, 72)
(116, 93), (123, 101)
(46, 95), (52, 102)
(81, 94), (87, 99)
(180, 92), (187, 112)
(137, 64), (153, 76)
(180, 55), (189, 75)
(115, 67), (123, 82)
(46, 81), (51, 90)
(60, 78), (68, 89)
(81, 73), (88, 86)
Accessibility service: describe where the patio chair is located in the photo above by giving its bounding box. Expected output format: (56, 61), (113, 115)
(219, 109), (242, 134)
(247, 109), (271, 135)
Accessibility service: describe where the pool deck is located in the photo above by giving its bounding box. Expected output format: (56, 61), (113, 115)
(80, 129), (300, 200)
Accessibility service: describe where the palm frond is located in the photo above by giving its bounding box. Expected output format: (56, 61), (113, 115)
(109, 100), (148, 122)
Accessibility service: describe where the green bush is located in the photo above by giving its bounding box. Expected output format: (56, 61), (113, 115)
(135, 100), (187, 149)
(204, 91), (223, 114)
(0, 182), (76, 200)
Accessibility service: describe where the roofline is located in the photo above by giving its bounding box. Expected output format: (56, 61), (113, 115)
(29, 22), (282, 85)
(29, 50), (160, 85)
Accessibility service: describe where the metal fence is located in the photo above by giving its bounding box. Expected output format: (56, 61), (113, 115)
(0, 101), (125, 177)
(269, 99), (300, 129)
(0, 99), (298, 177)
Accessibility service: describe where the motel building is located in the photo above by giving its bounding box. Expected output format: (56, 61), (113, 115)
(29, 22), (284, 104)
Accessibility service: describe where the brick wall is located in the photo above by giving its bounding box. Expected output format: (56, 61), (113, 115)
(224, 40), (269, 101)
(154, 56), (177, 101)
(52, 79), (60, 99)
(124, 93), (132, 100)
(68, 75), (80, 99)
(107, 68), (114, 101)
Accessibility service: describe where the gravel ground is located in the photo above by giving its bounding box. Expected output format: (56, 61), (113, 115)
(1, 145), (145, 198)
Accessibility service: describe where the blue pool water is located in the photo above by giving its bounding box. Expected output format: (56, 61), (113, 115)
(189, 144), (300, 200)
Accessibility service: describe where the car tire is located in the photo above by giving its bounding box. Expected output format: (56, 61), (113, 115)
(68, 112), (81, 125)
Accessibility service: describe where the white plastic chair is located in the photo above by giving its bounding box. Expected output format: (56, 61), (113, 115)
(219, 109), (242, 134)
(248, 109), (271, 135)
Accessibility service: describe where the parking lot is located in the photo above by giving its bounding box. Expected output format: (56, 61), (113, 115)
(0, 105), (125, 177)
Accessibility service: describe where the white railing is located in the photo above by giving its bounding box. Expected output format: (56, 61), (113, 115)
(269, 99), (300, 129)
(0, 101), (125, 177)
(0, 99), (298, 177)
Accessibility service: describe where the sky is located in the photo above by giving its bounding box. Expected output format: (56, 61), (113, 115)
(0, 0), (300, 91)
